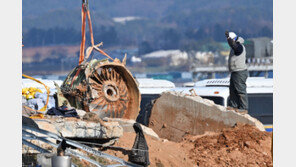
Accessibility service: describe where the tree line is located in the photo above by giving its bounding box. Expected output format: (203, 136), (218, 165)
(23, 23), (272, 55)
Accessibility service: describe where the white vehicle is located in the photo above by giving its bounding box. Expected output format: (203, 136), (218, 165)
(173, 77), (273, 131)
(137, 78), (175, 125)
(138, 77), (273, 132)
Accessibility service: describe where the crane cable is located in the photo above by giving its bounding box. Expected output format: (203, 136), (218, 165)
(78, 0), (113, 65)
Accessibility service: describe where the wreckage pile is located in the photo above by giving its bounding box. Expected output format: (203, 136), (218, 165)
(22, 89), (273, 167)
(99, 92), (272, 167)
(22, 1), (273, 165)
(22, 86), (273, 167)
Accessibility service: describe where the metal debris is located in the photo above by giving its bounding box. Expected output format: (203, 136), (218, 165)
(55, 0), (141, 120)
(59, 58), (141, 120)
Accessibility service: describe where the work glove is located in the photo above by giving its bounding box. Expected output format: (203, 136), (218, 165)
(225, 31), (229, 38)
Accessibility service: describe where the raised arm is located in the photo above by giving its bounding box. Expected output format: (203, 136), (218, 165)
(225, 31), (243, 56)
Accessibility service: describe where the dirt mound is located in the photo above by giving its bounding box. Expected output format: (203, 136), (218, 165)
(103, 124), (272, 167)
(183, 123), (273, 167)
(104, 132), (195, 167)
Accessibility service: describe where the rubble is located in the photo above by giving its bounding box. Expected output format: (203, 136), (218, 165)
(149, 91), (265, 142)
(104, 118), (159, 140)
(76, 109), (87, 117)
(37, 153), (53, 167)
(22, 88), (270, 166)
(22, 1), (272, 165)
(34, 116), (123, 139)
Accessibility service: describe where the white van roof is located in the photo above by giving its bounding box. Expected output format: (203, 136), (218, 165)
(172, 86), (230, 97)
(195, 77), (273, 88)
(137, 78), (175, 88)
(137, 78), (175, 95)
(172, 77), (273, 98)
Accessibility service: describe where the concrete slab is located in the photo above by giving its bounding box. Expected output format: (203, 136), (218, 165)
(34, 116), (123, 139)
(149, 91), (265, 142)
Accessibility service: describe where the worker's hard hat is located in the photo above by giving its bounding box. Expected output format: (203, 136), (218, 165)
(229, 32), (238, 41)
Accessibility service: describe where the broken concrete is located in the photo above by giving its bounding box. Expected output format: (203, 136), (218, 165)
(37, 153), (54, 167)
(104, 118), (160, 140)
(149, 91), (265, 142)
(76, 109), (87, 118)
(34, 116), (123, 139)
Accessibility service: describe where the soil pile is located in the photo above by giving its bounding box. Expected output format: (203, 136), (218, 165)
(104, 124), (272, 167)
(104, 132), (195, 167)
(183, 123), (273, 167)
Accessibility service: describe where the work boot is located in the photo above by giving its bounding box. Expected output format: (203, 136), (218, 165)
(235, 109), (248, 114)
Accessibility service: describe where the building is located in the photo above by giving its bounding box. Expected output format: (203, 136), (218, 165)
(244, 37), (273, 59)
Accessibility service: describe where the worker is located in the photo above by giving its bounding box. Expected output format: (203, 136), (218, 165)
(225, 31), (248, 114)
